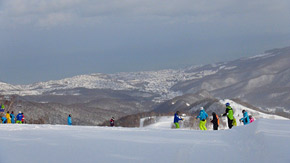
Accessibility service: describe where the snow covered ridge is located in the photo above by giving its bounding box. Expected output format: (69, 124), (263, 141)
(0, 68), (221, 98)
(242, 52), (275, 60)
(0, 119), (290, 163)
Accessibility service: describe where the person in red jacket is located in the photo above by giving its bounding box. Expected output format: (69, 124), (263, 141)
(110, 117), (115, 127)
(21, 113), (25, 124)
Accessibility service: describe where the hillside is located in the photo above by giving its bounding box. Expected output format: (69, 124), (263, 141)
(0, 119), (290, 163)
(1, 47), (289, 108)
(0, 46), (289, 125)
(172, 46), (290, 111)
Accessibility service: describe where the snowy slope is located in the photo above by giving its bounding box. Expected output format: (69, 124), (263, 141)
(220, 99), (288, 121)
(142, 116), (174, 129)
(0, 119), (290, 163)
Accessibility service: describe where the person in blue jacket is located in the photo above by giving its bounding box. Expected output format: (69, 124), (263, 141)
(174, 111), (183, 128)
(239, 110), (250, 125)
(68, 114), (72, 125)
(196, 107), (208, 130)
(1, 116), (7, 124)
(16, 111), (23, 124)
(10, 111), (15, 124)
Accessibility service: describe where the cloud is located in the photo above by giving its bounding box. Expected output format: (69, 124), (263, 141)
(1, 0), (289, 30)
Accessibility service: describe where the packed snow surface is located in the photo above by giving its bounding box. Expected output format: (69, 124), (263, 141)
(0, 119), (290, 163)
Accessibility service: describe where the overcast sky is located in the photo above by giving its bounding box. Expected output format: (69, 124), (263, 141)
(1, 0), (290, 84)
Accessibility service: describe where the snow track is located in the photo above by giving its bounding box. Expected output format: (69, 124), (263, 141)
(0, 119), (289, 163)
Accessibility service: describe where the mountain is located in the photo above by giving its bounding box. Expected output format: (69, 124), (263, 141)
(0, 46), (289, 124)
(154, 90), (224, 114)
(172, 46), (290, 112)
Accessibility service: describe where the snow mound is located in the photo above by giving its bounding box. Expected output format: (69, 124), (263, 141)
(0, 119), (290, 163)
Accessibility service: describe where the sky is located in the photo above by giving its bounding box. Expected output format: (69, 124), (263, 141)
(1, 0), (290, 84)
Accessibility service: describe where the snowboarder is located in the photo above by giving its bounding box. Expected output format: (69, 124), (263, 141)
(239, 110), (250, 125)
(221, 103), (234, 129)
(6, 111), (11, 123)
(110, 117), (115, 127)
(196, 107), (208, 130)
(1, 116), (7, 124)
(174, 111), (184, 128)
(16, 111), (23, 124)
(10, 111), (15, 124)
(249, 115), (255, 123)
(210, 112), (219, 130)
(68, 114), (72, 125)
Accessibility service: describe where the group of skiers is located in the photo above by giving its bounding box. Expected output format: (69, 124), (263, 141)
(174, 102), (255, 130)
(1, 111), (25, 124)
(1, 102), (254, 129)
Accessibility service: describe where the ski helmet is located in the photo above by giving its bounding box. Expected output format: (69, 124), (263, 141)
(200, 107), (204, 110)
(225, 103), (230, 106)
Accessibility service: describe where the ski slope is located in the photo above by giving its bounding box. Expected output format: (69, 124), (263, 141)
(0, 119), (290, 163)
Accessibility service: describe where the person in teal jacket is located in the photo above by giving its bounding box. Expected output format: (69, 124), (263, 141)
(196, 107), (208, 130)
(68, 114), (72, 125)
(1, 117), (7, 124)
(10, 111), (15, 124)
(240, 110), (250, 125)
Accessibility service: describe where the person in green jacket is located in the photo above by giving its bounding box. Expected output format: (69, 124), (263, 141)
(0, 104), (5, 112)
(222, 103), (234, 129)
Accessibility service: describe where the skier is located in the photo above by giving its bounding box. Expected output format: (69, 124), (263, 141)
(110, 117), (115, 127)
(10, 111), (15, 124)
(68, 114), (72, 125)
(210, 112), (219, 130)
(6, 111), (11, 123)
(239, 110), (250, 125)
(221, 103), (234, 129)
(16, 111), (23, 124)
(196, 107), (208, 130)
(0, 104), (5, 112)
(249, 115), (255, 123)
(2, 116), (7, 123)
(21, 113), (25, 124)
(174, 111), (184, 128)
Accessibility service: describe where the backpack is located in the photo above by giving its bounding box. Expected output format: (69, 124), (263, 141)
(216, 114), (220, 126)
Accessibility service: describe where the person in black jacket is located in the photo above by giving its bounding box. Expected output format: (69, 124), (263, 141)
(110, 117), (115, 127)
(211, 112), (219, 130)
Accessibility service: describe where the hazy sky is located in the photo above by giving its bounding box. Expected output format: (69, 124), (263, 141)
(1, 0), (290, 84)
